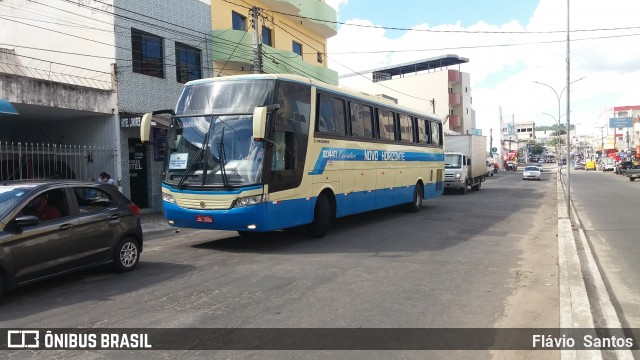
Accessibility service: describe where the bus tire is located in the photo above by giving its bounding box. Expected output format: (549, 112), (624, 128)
(306, 195), (331, 238)
(407, 183), (423, 213)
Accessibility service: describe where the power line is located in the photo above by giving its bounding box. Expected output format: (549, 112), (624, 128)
(220, 0), (640, 35)
(324, 31), (640, 55)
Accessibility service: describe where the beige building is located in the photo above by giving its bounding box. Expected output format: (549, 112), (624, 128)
(338, 55), (474, 135)
(210, 0), (338, 84)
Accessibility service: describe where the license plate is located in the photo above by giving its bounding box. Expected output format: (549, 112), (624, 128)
(195, 215), (213, 223)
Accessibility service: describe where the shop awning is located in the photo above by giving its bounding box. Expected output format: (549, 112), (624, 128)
(0, 99), (18, 115)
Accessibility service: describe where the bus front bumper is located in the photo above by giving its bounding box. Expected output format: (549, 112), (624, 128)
(162, 201), (272, 232)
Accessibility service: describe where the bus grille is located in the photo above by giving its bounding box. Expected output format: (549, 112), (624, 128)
(176, 198), (233, 210)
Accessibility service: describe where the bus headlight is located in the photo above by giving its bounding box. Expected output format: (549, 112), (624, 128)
(233, 195), (264, 208)
(455, 173), (461, 179)
(162, 193), (175, 203)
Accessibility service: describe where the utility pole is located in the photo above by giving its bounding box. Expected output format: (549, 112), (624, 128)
(250, 6), (262, 74)
(489, 128), (493, 157)
(565, 0), (571, 217)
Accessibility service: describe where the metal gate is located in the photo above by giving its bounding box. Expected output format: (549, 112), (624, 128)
(0, 142), (117, 182)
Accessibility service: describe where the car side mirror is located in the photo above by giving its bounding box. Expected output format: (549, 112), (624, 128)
(12, 215), (40, 229)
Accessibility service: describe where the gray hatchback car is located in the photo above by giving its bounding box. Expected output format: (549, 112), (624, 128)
(0, 180), (143, 297)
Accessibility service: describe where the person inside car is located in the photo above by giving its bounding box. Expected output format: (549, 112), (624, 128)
(30, 194), (61, 221)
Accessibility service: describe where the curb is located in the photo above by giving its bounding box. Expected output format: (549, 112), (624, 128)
(557, 171), (634, 360)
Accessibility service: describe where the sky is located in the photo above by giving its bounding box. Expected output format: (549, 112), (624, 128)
(323, 0), (640, 140)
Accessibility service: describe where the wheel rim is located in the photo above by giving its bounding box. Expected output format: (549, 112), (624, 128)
(120, 242), (138, 268)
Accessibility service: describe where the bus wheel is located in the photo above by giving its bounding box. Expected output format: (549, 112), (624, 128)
(407, 184), (423, 213)
(306, 195), (331, 238)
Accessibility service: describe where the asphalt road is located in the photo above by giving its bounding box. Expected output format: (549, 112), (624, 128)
(567, 169), (640, 328)
(0, 170), (560, 359)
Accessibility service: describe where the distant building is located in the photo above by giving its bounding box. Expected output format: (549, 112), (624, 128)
(338, 55), (474, 135)
(210, 0), (338, 84)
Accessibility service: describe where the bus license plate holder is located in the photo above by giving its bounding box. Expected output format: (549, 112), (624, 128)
(195, 215), (213, 223)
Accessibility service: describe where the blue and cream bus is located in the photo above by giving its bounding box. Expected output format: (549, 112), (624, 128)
(140, 74), (444, 237)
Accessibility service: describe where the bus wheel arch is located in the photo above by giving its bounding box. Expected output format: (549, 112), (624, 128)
(306, 189), (335, 238)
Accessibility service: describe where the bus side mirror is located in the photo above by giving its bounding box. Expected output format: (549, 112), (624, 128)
(140, 113), (153, 143)
(252, 106), (267, 141)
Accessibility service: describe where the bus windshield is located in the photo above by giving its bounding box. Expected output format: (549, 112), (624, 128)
(165, 79), (274, 187)
(444, 154), (462, 169)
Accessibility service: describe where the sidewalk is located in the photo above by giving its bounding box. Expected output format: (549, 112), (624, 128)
(139, 212), (172, 234)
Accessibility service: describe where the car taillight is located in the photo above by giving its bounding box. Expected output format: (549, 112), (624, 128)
(129, 204), (140, 217)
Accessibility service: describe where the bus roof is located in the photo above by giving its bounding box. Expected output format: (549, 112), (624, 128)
(185, 74), (443, 123)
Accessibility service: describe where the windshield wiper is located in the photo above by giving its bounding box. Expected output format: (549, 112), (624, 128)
(177, 115), (213, 189)
(218, 127), (230, 189)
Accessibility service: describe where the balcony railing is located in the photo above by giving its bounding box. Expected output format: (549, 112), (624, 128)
(449, 93), (461, 105)
(448, 69), (460, 83)
(448, 115), (461, 128)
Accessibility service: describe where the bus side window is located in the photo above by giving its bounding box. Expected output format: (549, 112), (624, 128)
(272, 131), (294, 171)
(417, 118), (430, 144)
(349, 102), (373, 138)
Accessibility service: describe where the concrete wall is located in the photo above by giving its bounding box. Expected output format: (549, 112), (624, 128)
(0, 74), (117, 114)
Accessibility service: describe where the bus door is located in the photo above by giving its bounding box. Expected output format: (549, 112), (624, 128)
(265, 82), (312, 227)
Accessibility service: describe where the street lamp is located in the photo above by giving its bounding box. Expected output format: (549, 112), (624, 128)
(533, 76), (584, 215)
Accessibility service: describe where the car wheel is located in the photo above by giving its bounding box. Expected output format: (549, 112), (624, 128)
(407, 183), (423, 213)
(112, 237), (140, 272)
(630, 177), (636, 182)
(306, 195), (332, 238)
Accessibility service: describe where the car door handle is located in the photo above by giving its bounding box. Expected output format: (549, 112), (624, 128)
(59, 224), (73, 231)
(109, 214), (120, 220)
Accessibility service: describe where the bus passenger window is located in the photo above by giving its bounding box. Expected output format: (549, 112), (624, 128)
(417, 118), (430, 144)
(350, 102), (373, 138)
(431, 121), (441, 146)
(398, 114), (414, 143)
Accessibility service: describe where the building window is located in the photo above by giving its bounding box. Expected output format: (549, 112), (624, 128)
(175, 43), (201, 83)
(292, 41), (302, 57)
(262, 26), (272, 46)
(131, 28), (164, 78)
(232, 11), (246, 31)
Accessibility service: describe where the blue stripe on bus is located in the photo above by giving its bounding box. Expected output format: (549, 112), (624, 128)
(162, 183), (264, 194)
(309, 147), (445, 175)
(162, 182), (443, 232)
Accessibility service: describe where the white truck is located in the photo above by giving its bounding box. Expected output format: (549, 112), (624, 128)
(444, 135), (487, 194)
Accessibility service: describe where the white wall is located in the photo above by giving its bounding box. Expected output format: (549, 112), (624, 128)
(339, 70), (451, 120)
(0, 0), (115, 84)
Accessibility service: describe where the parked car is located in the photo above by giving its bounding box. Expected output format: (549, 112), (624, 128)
(626, 164), (640, 181)
(522, 166), (542, 181)
(615, 161), (634, 175)
(0, 180), (142, 298)
(574, 161), (585, 170)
